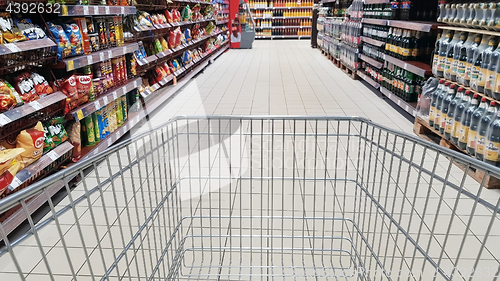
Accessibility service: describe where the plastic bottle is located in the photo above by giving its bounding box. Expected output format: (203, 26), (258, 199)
(451, 32), (468, 82)
(429, 79), (446, 127)
(471, 36), (494, 93)
(437, 30), (453, 77)
(485, 40), (500, 97)
(459, 93), (480, 150)
(484, 109), (500, 166)
(445, 86), (465, 140)
(466, 3), (477, 26)
(452, 90), (472, 145)
(476, 101), (498, 161)
(432, 32), (443, 76)
(440, 84), (456, 134)
(459, 3), (470, 26)
(444, 31), (463, 80)
(435, 81), (451, 131)
(467, 97), (489, 155)
(465, 34), (482, 87)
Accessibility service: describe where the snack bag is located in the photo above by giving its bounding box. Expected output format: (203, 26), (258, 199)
(43, 117), (68, 153)
(168, 30), (176, 48)
(63, 22), (84, 56)
(61, 75), (79, 113)
(159, 37), (169, 50)
(166, 10), (173, 23)
(14, 72), (39, 103)
(82, 116), (95, 146)
(174, 28), (182, 47)
(74, 18), (91, 54)
(0, 13), (27, 43)
(47, 22), (71, 60)
(14, 18), (43, 40)
(66, 121), (81, 162)
(182, 5), (192, 21)
(16, 122), (45, 169)
(162, 62), (171, 75)
(184, 28), (191, 42)
(0, 80), (23, 112)
(173, 9), (181, 22)
(76, 74), (93, 105)
(0, 153), (23, 196)
(116, 98), (123, 126)
(31, 73), (54, 97)
(92, 113), (100, 142)
(153, 38), (163, 53)
(0, 148), (25, 175)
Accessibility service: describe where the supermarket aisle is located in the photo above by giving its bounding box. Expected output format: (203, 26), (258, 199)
(133, 39), (413, 136)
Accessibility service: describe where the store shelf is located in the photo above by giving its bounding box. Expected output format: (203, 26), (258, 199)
(365, 0), (389, 3)
(155, 30), (226, 59)
(64, 43), (139, 71)
(60, 5), (136, 16)
(361, 36), (385, 47)
(253, 16), (312, 19)
(172, 0), (212, 4)
(358, 53), (383, 69)
(0, 38), (56, 55)
(383, 54), (432, 78)
(0, 92), (66, 127)
(438, 25), (500, 37)
(357, 70), (380, 89)
(250, 6), (313, 10)
(69, 78), (142, 122)
(440, 78), (500, 106)
(388, 20), (442, 33)
(216, 19), (229, 25)
(256, 26), (312, 29)
(362, 18), (387, 26)
(255, 35), (310, 39)
(380, 86), (417, 116)
(136, 55), (158, 67)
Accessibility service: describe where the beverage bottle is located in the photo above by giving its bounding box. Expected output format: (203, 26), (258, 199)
(401, 29), (411, 60)
(453, 3), (465, 25)
(471, 35), (494, 93)
(444, 31), (463, 80)
(437, 30), (453, 78)
(445, 86), (465, 140)
(485, 40), (500, 97)
(400, 0), (410, 20)
(459, 93), (480, 150)
(435, 81), (451, 131)
(411, 31), (421, 61)
(441, 3), (451, 22)
(391, 1), (400, 20)
(465, 34), (482, 87)
(467, 97), (489, 155)
(429, 79), (446, 127)
(452, 90), (472, 145)
(456, 32), (472, 85)
(476, 101), (498, 160)
(484, 109), (500, 166)
(437, 1), (446, 22)
(440, 84), (456, 134)
(466, 3), (476, 26)
(432, 31), (442, 76)
(450, 32), (468, 82)
(386, 28), (394, 55)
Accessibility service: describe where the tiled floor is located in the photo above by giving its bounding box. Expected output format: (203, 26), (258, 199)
(1, 41), (499, 281)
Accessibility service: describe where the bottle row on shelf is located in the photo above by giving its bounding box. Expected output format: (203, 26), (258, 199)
(321, 18), (343, 39)
(255, 19), (312, 27)
(248, 0), (313, 8)
(427, 79), (500, 166)
(340, 20), (362, 47)
(437, 2), (500, 30)
(363, 0), (439, 21)
(251, 9), (313, 18)
(381, 62), (426, 102)
(339, 43), (360, 70)
(256, 28), (311, 36)
(433, 29), (500, 100)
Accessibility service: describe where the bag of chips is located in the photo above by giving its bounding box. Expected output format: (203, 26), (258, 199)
(66, 121), (81, 162)
(31, 72), (54, 97)
(175, 28), (182, 47)
(0, 13), (27, 43)
(0, 155), (23, 197)
(63, 22), (84, 56)
(0, 80), (23, 113)
(168, 30), (176, 48)
(61, 75), (79, 114)
(76, 74), (93, 105)
(173, 9), (181, 22)
(16, 122), (44, 169)
(184, 28), (191, 42)
(0, 148), (25, 176)
(14, 72), (39, 103)
(48, 22), (71, 60)
(153, 38), (163, 54)
(43, 117), (68, 153)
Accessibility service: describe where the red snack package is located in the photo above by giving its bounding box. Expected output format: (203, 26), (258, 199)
(168, 30), (175, 48)
(175, 10), (181, 22)
(61, 75), (79, 113)
(174, 28), (181, 47)
(166, 10), (173, 23)
(162, 62), (171, 75)
(14, 72), (39, 103)
(31, 72), (54, 97)
(76, 74), (93, 105)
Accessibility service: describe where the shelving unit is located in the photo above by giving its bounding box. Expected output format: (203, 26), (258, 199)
(60, 5), (136, 16)
(255, 35), (311, 39)
(360, 36), (384, 47)
(358, 53), (383, 69)
(380, 86), (417, 116)
(357, 70), (380, 89)
(383, 54), (432, 78)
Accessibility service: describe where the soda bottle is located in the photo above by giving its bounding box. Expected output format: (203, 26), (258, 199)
(432, 32), (442, 76)
(475, 37), (497, 94)
(476, 101), (498, 161)
(464, 34), (482, 88)
(467, 97), (489, 155)
(459, 93), (480, 150)
(435, 81), (451, 131)
(451, 32), (468, 82)
(437, 30), (453, 78)
(445, 86), (465, 140)
(452, 90), (471, 145)
(429, 79), (446, 127)
(440, 84), (456, 134)
(444, 31), (463, 80)
(484, 109), (500, 167)
(485, 40), (500, 97)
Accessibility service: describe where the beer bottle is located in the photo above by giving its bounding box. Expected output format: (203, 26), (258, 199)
(451, 32), (468, 82)
(476, 101), (498, 161)
(452, 90), (471, 145)
(429, 79), (446, 127)
(441, 84), (456, 134)
(467, 97), (489, 155)
(446, 86), (465, 140)
(484, 109), (500, 166)
(459, 93), (480, 150)
(435, 82), (451, 131)
(465, 34), (482, 88)
(485, 40), (500, 97)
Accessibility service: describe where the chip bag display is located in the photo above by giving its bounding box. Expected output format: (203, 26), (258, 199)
(159, 37), (169, 50)
(66, 121), (81, 162)
(184, 28), (191, 42)
(16, 122), (45, 169)
(14, 72), (39, 103)
(0, 80), (23, 113)
(63, 22), (84, 56)
(0, 156), (23, 197)
(48, 22), (71, 60)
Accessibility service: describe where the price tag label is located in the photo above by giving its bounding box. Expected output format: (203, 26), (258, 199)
(134, 80), (139, 87)
(94, 100), (101, 109)
(103, 96), (109, 105)
(105, 6), (110, 14)
(46, 150), (59, 161)
(4, 43), (21, 53)
(9, 177), (23, 190)
(0, 114), (11, 126)
(99, 52), (105, 61)
(30, 101), (42, 110)
(404, 63), (408, 69)
(398, 99), (401, 106)
(61, 5), (68, 15)
(121, 6), (125, 14)
(76, 110), (84, 120)
(108, 50), (112, 58)
(83, 6), (89, 15)
(67, 60), (74, 71)
(87, 55), (93, 65)
(93, 149), (98, 155)
(93, 6), (99, 14)
(113, 92), (118, 100)
(107, 138), (112, 146)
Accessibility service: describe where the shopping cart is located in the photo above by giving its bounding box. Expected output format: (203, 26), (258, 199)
(0, 116), (499, 281)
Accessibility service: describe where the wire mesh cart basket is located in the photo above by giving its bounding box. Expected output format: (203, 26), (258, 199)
(0, 116), (499, 280)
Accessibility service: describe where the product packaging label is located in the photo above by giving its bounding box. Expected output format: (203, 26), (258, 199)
(495, 73), (500, 92)
(459, 125), (469, 142)
(429, 107), (435, 121)
(478, 68), (488, 87)
(452, 121), (461, 139)
(457, 61), (466, 76)
(435, 112), (441, 126)
(451, 59), (459, 75)
(465, 62), (472, 79)
(445, 118), (454, 134)
(486, 71), (495, 90)
(438, 56), (446, 71)
(485, 141), (500, 162)
(477, 136), (486, 155)
(441, 114), (447, 129)
(472, 65), (481, 80)
(433, 54), (439, 70)
(467, 130), (478, 148)
(445, 57), (453, 73)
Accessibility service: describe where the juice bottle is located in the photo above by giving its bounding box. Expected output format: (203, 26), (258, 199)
(452, 90), (471, 145)
(440, 84), (456, 134)
(435, 82), (450, 131)
(485, 40), (500, 97)
(476, 101), (498, 160)
(459, 93), (480, 150)
(429, 79), (445, 127)
(467, 97), (489, 155)
(485, 109), (500, 166)
(445, 86), (465, 140)
(465, 34), (482, 87)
